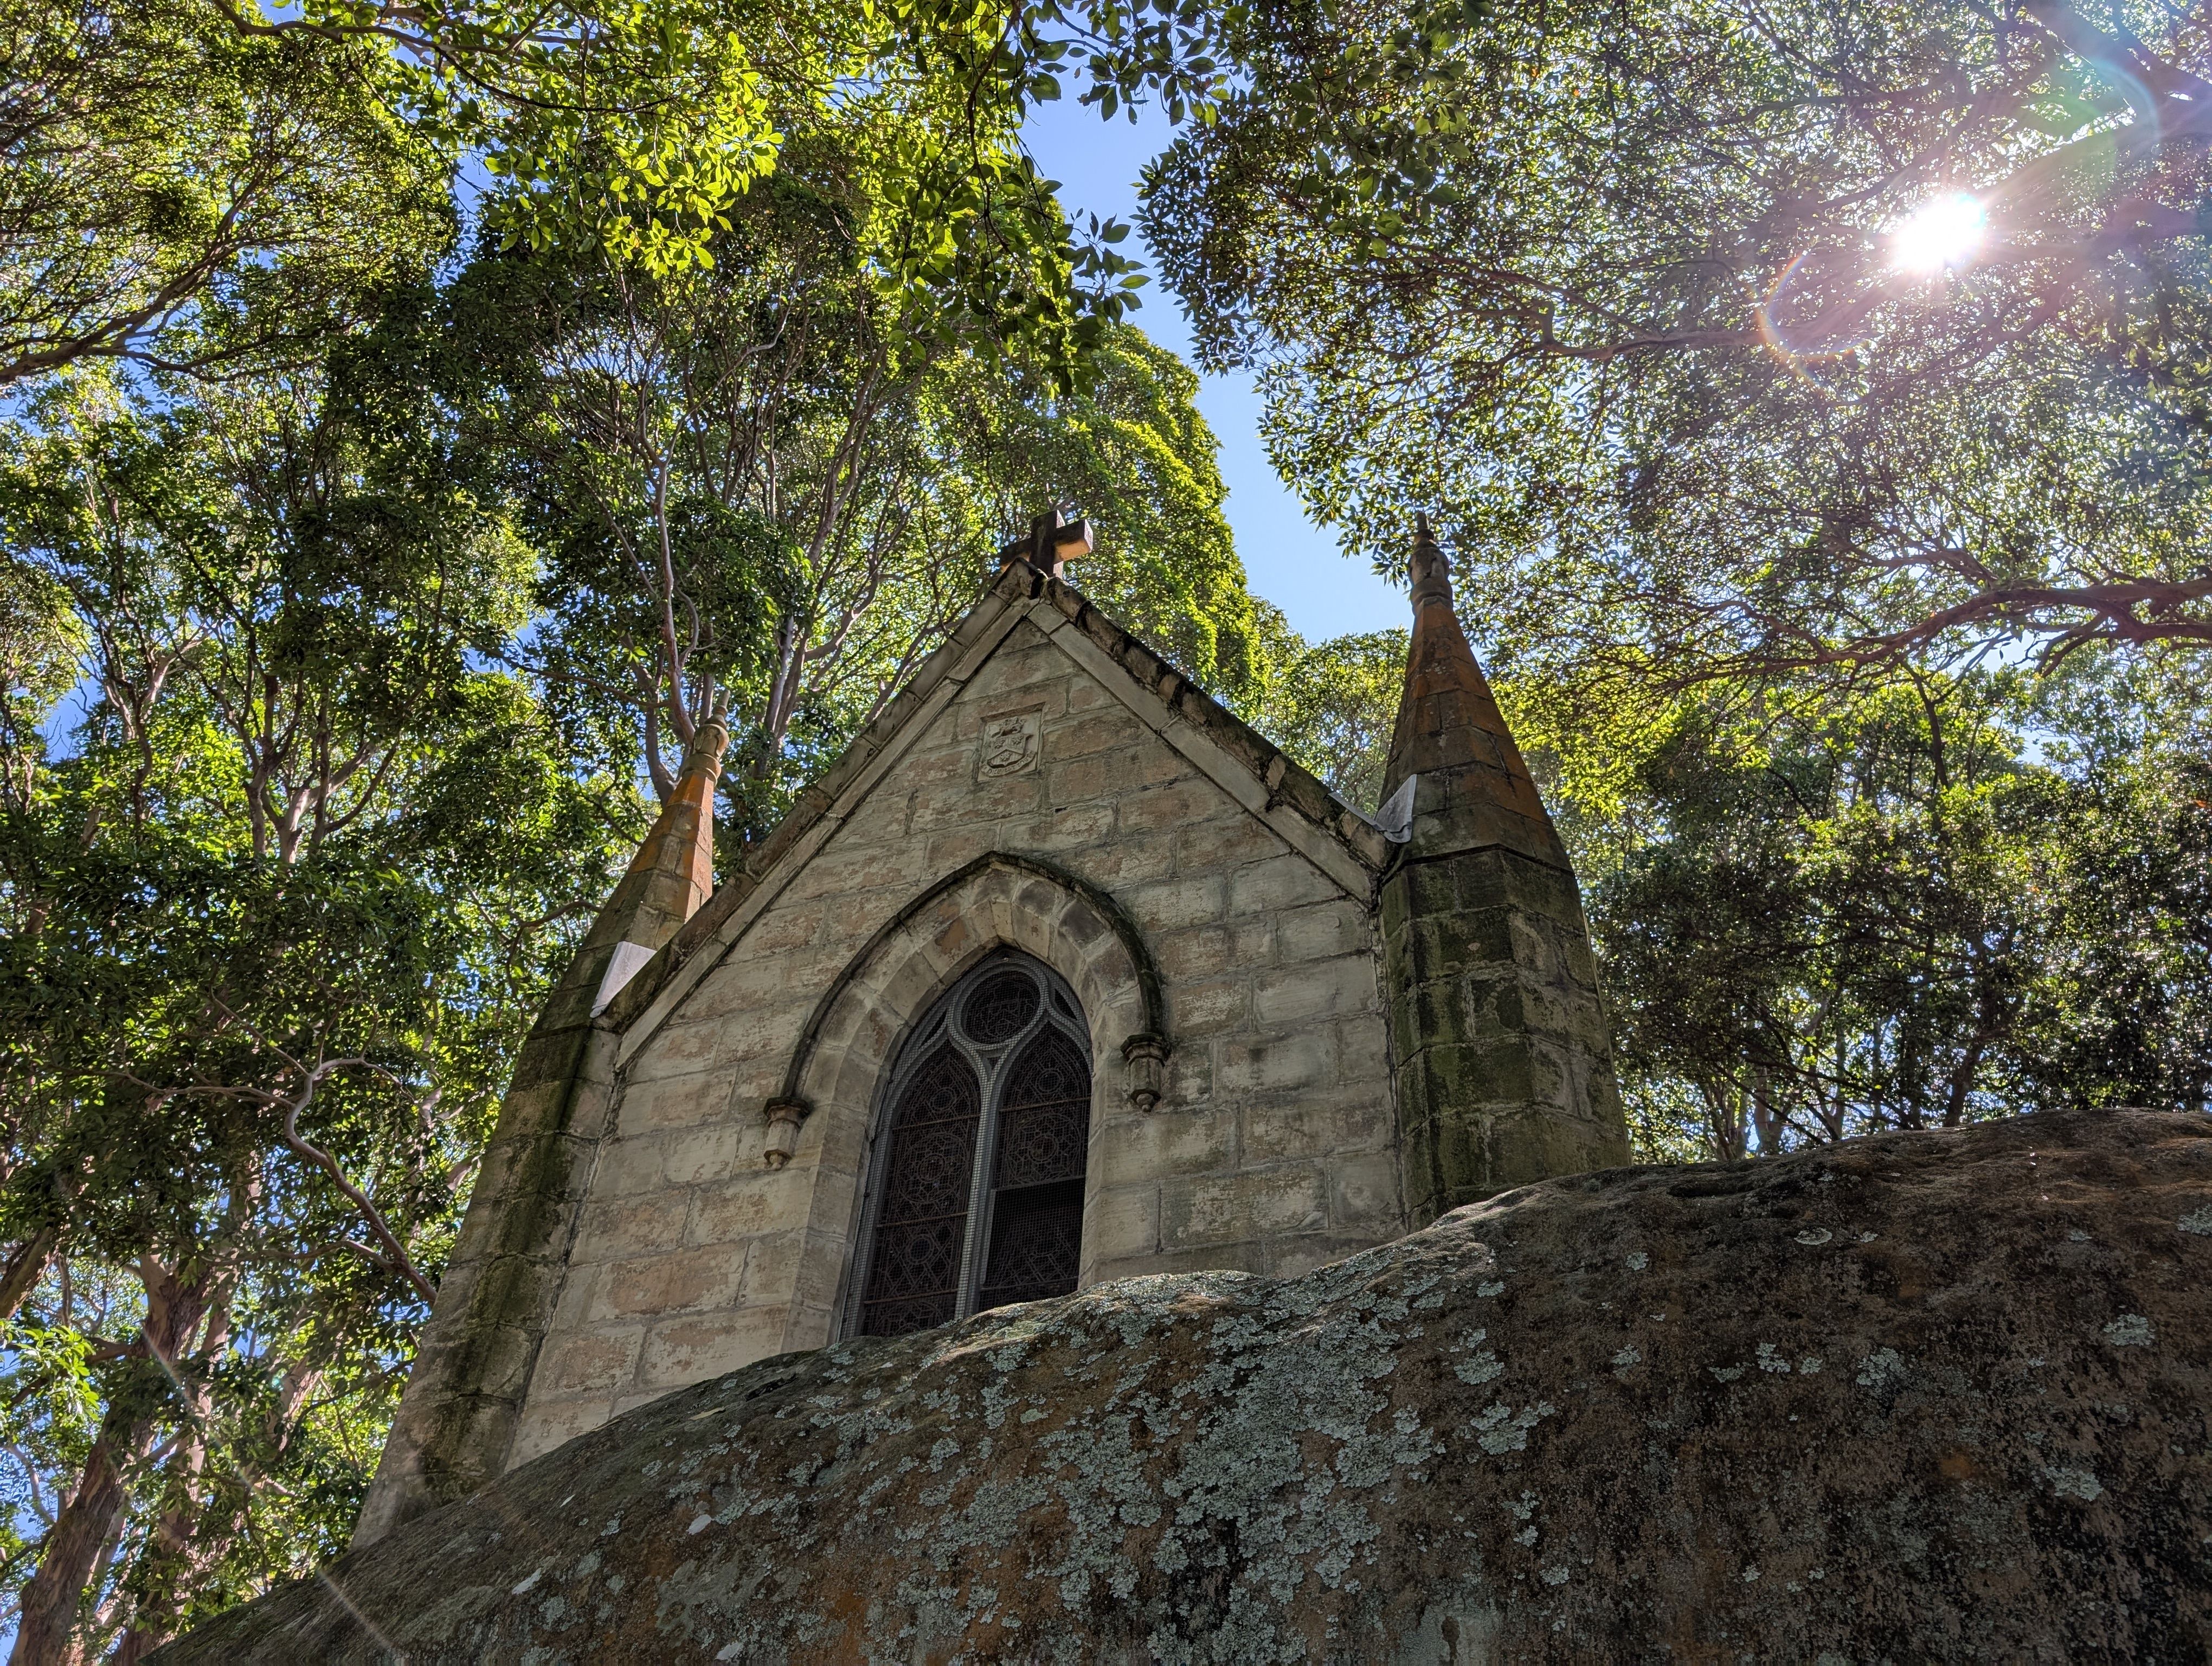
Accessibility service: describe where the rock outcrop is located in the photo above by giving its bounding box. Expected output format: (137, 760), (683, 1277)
(158, 1110), (2212, 1663)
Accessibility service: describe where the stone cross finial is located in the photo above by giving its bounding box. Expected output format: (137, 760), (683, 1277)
(998, 503), (1093, 578)
(1409, 510), (1452, 611)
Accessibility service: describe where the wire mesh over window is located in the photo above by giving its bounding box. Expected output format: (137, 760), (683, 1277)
(852, 955), (1091, 1338)
(962, 971), (1038, 1045)
(990, 1030), (1090, 1189)
(977, 1029), (1089, 1310)
(856, 1045), (979, 1337)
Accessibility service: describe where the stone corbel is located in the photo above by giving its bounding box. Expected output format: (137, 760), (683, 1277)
(762, 1097), (811, 1168)
(1121, 1033), (1169, 1113)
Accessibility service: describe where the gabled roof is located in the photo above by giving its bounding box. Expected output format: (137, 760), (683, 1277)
(599, 556), (1391, 1055)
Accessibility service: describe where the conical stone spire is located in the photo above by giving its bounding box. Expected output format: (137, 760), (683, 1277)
(1380, 513), (1566, 867)
(1377, 518), (1628, 1221)
(355, 713), (728, 1546)
(575, 715), (730, 1018)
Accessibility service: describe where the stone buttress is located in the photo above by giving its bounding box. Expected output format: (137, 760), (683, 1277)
(352, 720), (728, 1545)
(1378, 519), (1627, 1221)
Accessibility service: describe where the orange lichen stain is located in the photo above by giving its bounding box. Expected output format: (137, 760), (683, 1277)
(930, 1330), (1036, 1367)
(1167, 1291), (1233, 1317)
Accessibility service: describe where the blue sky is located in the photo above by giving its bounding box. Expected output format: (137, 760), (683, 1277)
(1019, 101), (1407, 641)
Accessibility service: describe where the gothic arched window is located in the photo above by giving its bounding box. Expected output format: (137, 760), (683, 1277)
(850, 954), (1092, 1338)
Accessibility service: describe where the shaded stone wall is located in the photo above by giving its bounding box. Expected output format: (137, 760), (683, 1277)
(353, 731), (723, 1545)
(505, 599), (1405, 1466)
(1376, 521), (1627, 1218)
(1381, 843), (1625, 1221)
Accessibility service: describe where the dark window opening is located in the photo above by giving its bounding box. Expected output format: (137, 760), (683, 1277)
(853, 955), (1091, 1338)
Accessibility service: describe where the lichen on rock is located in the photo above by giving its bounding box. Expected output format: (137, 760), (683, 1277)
(156, 1110), (2212, 1664)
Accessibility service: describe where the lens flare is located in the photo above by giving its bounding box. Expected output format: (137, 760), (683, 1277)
(1888, 193), (1986, 273)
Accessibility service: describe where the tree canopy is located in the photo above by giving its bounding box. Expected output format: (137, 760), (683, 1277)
(1142, 0), (2212, 675)
(0, 341), (641, 1657)
(2, 0), (2210, 1653)
(0, 0), (448, 384)
(1524, 662), (2212, 1159)
(0, 0), (1220, 390)
(451, 148), (1256, 828)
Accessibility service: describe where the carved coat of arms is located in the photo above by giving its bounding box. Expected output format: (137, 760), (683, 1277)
(979, 710), (1041, 777)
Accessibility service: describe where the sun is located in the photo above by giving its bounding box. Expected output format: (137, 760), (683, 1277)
(1889, 193), (1986, 273)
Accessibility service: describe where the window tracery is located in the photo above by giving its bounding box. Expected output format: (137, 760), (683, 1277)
(852, 954), (1091, 1338)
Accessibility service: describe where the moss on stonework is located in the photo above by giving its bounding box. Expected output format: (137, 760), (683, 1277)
(359, 1012), (603, 1541)
(1382, 846), (1625, 1219)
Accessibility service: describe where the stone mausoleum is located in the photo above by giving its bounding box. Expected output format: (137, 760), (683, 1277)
(354, 512), (1629, 1545)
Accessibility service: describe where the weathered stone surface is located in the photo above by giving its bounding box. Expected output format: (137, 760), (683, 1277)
(163, 1109), (2210, 1663)
(1382, 844), (1626, 1220)
(1378, 523), (1626, 1220)
(353, 723), (729, 1544)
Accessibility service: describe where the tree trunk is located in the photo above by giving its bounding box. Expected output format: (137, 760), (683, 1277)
(0, 1225), (58, 1324)
(1751, 1067), (1782, 1155)
(107, 1436), (208, 1666)
(1701, 1080), (1748, 1161)
(108, 1343), (299, 1664)
(9, 1396), (153, 1665)
(1944, 1032), (1992, 1128)
(10, 1265), (211, 1666)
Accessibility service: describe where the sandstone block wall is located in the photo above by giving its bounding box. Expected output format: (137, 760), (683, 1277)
(1381, 845), (1626, 1221)
(505, 601), (1404, 1465)
(353, 741), (722, 1542)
